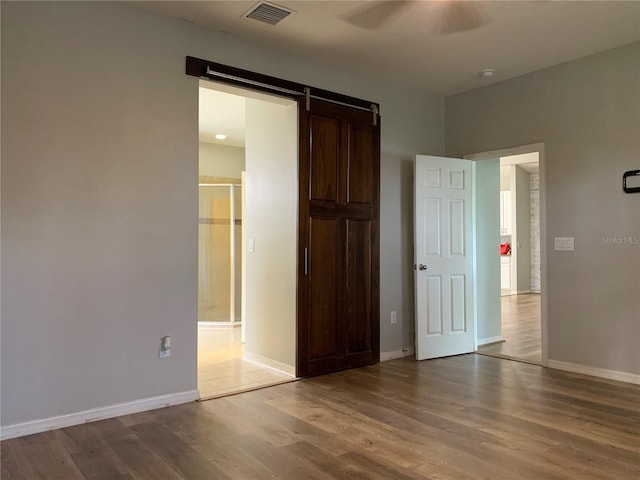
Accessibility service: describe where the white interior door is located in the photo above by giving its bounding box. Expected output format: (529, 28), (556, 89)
(414, 155), (474, 360)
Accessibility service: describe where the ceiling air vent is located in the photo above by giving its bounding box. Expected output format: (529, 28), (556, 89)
(244, 2), (293, 26)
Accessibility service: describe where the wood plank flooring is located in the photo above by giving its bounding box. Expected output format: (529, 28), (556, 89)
(477, 293), (542, 364)
(198, 325), (295, 400)
(3, 354), (639, 479)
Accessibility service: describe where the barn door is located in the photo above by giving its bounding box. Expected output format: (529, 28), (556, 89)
(297, 98), (380, 377)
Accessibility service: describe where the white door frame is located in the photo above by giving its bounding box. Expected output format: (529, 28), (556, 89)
(465, 142), (548, 367)
(197, 80), (299, 395)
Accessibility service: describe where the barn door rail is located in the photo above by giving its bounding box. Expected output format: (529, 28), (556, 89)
(186, 56), (379, 120)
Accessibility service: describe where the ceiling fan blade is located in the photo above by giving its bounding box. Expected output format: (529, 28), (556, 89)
(434, 1), (491, 35)
(343, 1), (413, 30)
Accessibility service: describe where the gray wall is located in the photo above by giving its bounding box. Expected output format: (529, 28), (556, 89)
(446, 43), (640, 375)
(474, 159), (501, 343)
(1, 1), (444, 426)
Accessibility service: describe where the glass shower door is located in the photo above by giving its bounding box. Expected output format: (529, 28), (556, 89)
(198, 184), (242, 324)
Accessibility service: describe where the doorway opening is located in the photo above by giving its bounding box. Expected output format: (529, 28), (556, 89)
(469, 146), (545, 366)
(197, 81), (298, 400)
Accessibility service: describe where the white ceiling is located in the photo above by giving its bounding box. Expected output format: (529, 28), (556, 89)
(199, 86), (246, 147)
(199, 80), (296, 147)
(133, 0), (640, 96)
(502, 153), (539, 174)
(174, 1), (638, 146)
(500, 152), (539, 189)
(520, 162), (539, 174)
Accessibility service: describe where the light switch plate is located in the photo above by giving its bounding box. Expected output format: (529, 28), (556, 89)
(554, 237), (574, 251)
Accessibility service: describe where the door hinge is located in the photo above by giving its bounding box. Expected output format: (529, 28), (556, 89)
(371, 104), (379, 126)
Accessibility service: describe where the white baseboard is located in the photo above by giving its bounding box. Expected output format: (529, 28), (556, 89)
(198, 321), (241, 328)
(0, 390), (199, 441)
(380, 347), (414, 362)
(547, 360), (640, 385)
(243, 352), (296, 377)
(476, 336), (505, 347)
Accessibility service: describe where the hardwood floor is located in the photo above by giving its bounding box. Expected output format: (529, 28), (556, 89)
(3, 354), (639, 479)
(478, 293), (542, 364)
(198, 326), (295, 400)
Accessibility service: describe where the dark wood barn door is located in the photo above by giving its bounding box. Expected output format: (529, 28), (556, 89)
(297, 98), (380, 377)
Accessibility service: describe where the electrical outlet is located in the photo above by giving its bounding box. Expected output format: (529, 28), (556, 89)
(159, 336), (171, 358)
(390, 311), (398, 324)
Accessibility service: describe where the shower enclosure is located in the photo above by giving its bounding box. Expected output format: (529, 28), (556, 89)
(198, 184), (242, 324)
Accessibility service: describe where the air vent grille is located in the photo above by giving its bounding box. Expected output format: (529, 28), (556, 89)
(245, 2), (292, 26)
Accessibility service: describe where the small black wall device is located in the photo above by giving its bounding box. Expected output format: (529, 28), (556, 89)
(623, 170), (640, 194)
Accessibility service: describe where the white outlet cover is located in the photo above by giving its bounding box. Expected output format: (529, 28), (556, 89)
(554, 237), (574, 251)
(159, 336), (171, 358)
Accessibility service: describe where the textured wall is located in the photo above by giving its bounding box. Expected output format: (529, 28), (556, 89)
(446, 43), (640, 375)
(1, 1), (445, 427)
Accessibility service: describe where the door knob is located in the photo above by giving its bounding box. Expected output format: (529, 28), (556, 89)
(418, 264), (428, 271)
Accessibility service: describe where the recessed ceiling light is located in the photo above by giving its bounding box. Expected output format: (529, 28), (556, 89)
(215, 134), (227, 140)
(480, 69), (495, 78)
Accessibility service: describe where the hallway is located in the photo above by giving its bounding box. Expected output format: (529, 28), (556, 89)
(477, 293), (541, 364)
(198, 326), (296, 400)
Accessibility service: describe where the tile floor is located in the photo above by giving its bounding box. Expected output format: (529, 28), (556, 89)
(197, 325), (296, 400)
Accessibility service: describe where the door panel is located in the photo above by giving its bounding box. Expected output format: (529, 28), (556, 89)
(310, 115), (339, 202)
(415, 155), (474, 360)
(425, 276), (443, 335)
(346, 219), (372, 354)
(423, 198), (441, 256)
(298, 98), (380, 377)
(450, 274), (467, 332)
(449, 199), (465, 256)
(347, 123), (374, 205)
(309, 217), (339, 359)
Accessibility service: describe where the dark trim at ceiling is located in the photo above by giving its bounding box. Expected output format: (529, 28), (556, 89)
(186, 56), (379, 112)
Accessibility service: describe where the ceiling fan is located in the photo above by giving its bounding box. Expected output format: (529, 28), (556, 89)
(343, 1), (491, 35)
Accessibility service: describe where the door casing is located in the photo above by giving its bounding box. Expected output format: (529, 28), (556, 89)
(191, 58), (383, 380)
(466, 143), (548, 366)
